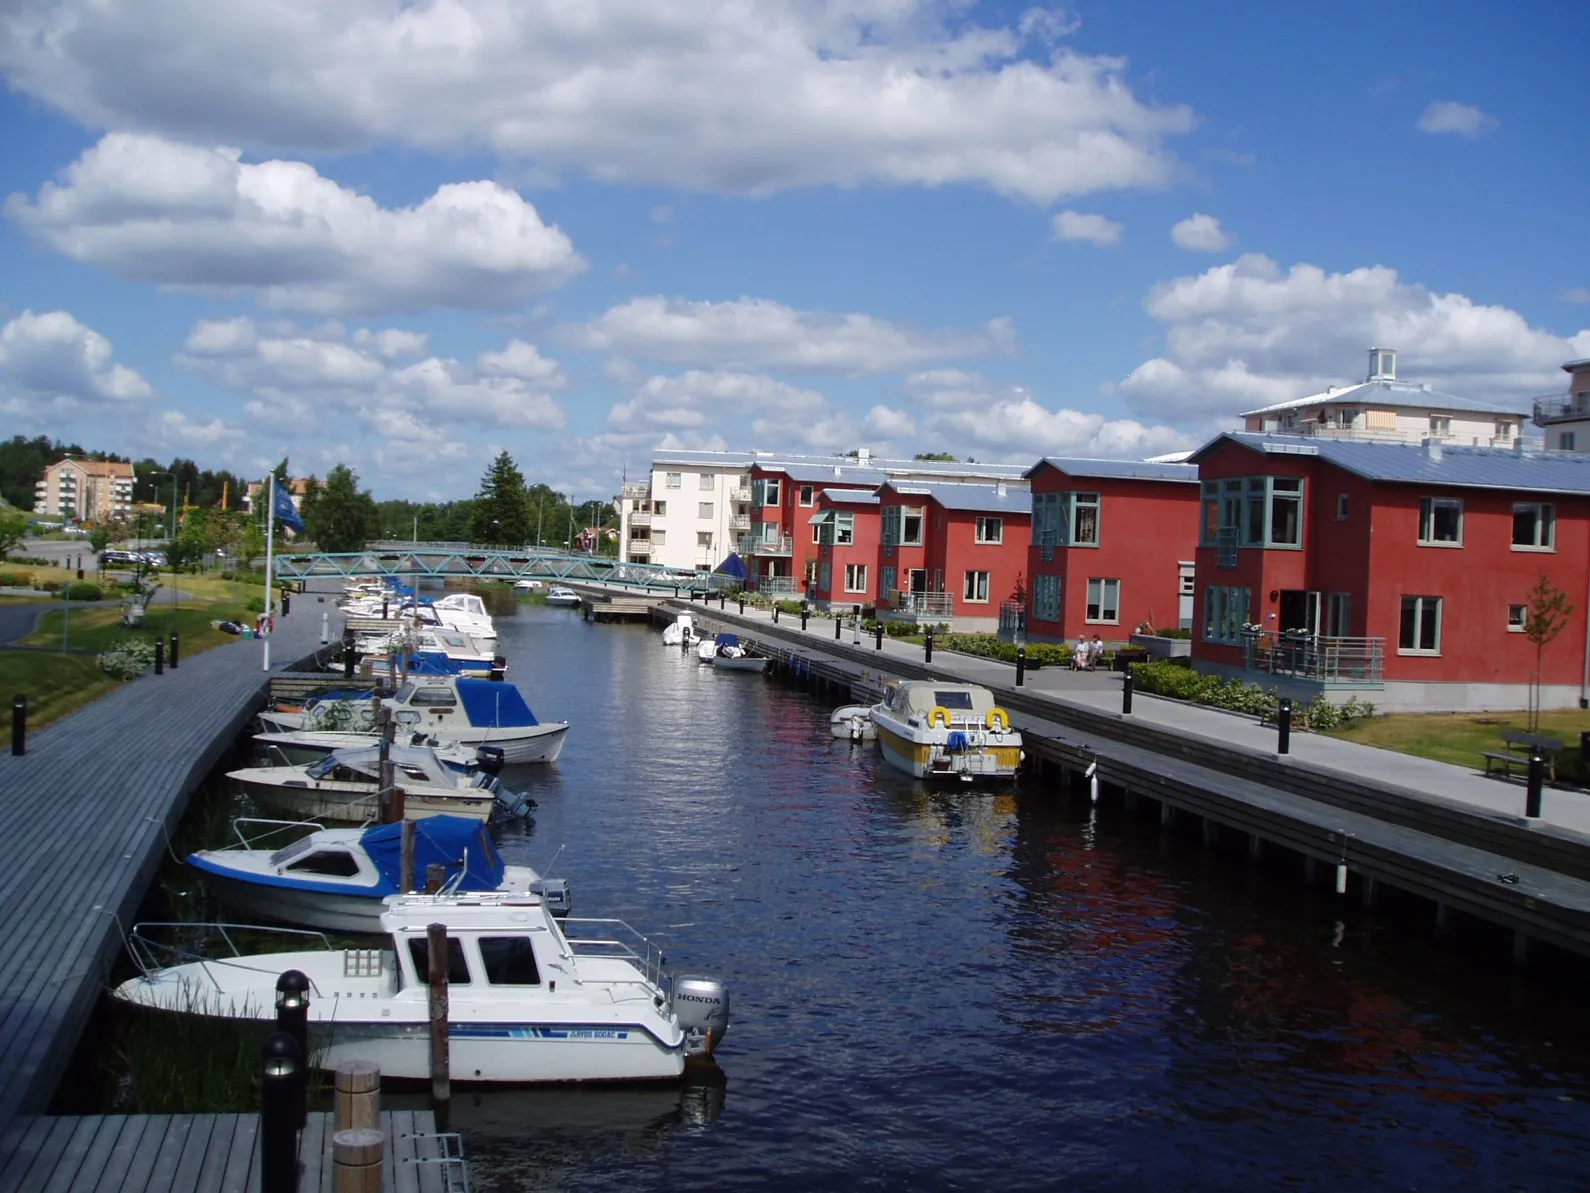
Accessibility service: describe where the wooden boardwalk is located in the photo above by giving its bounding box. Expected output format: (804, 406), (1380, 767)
(0, 1110), (453, 1192)
(0, 598), (339, 1137)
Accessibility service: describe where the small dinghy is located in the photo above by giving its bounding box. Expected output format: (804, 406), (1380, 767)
(661, 614), (696, 646)
(829, 705), (877, 741)
(188, 815), (567, 933)
(702, 633), (769, 673)
(227, 743), (508, 823)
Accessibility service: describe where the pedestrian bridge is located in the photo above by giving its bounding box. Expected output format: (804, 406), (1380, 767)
(273, 544), (718, 591)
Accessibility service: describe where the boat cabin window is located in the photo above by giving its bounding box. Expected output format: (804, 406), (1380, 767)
(478, 936), (541, 985)
(397, 764), (432, 781)
(286, 850), (360, 878)
(393, 682), (417, 704)
(408, 936), (472, 985)
(933, 690), (976, 710)
(410, 687), (457, 708)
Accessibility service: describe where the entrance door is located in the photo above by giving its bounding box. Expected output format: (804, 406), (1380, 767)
(1278, 590), (1320, 635)
(907, 569), (927, 594)
(1326, 592), (1352, 637)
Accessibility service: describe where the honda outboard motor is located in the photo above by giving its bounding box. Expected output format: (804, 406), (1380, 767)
(475, 745), (506, 777)
(672, 975), (731, 1053)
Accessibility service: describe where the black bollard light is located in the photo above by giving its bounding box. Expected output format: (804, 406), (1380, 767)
(924, 630), (933, 663)
(343, 647), (355, 679)
(382, 597), (390, 619)
(1122, 667), (1134, 715)
(719, 593), (726, 610)
(1277, 697), (1292, 755)
(281, 594), (291, 617)
(1016, 646), (1026, 687)
(154, 639), (164, 675)
(259, 1031), (301, 1193)
(874, 622), (883, 650)
(834, 615), (842, 641)
(275, 970), (311, 1128)
(801, 603), (809, 631)
(738, 595), (745, 614)
(169, 632), (179, 670)
(11, 694), (24, 757)
(773, 604), (779, 624)
(1526, 750), (1544, 819)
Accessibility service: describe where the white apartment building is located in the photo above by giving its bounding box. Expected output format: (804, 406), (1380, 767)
(33, 458), (135, 524)
(1241, 348), (1528, 447)
(617, 450), (754, 571)
(1531, 357), (1590, 451)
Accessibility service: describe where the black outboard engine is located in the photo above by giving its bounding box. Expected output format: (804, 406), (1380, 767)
(490, 655), (508, 682)
(528, 877), (572, 917)
(475, 745), (506, 777)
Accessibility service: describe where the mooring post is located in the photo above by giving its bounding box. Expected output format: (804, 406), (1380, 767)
(382, 597), (389, 619)
(773, 603), (779, 624)
(275, 970), (311, 1129)
(1160, 800), (1174, 826)
(719, 593), (725, 610)
(834, 616), (842, 641)
(332, 1128), (383, 1193)
(401, 819), (417, 892)
(281, 593), (291, 617)
(1525, 750), (1544, 819)
(1122, 667), (1134, 715)
(1277, 698), (1292, 755)
(319, 611), (329, 645)
(169, 632), (179, 670)
(1015, 646), (1026, 687)
(874, 623), (883, 650)
(154, 639), (164, 675)
(738, 595), (745, 614)
(335, 1060), (381, 1132)
(427, 922), (451, 1107)
(259, 1032), (301, 1193)
(426, 863), (446, 893)
(378, 708), (396, 821)
(924, 630), (933, 664)
(801, 603), (809, 631)
(11, 694), (24, 757)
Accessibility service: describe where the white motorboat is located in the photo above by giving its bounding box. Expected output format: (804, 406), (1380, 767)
(115, 892), (731, 1083)
(356, 627), (500, 678)
(259, 675), (569, 767)
(545, 587), (581, 607)
(700, 633), (769, 673)
(188, 815), (566, 933)
(430, 593), (498, 641)
(660, 614), (696, 647)
(829, 705), (877, 741)
(253, 729), (482, 770)
(227, 743), (506, 823)
(868, 681), (1023, 781)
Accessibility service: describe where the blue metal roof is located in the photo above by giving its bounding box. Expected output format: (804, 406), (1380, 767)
(776, 463), (888, 484)
(1241, 379), (1527, 418)
(881, 481), (1030, 513)
(1198, 432), (1590, 496)
(821, 489), (880, 505)
(1023, 457), (1199, 484)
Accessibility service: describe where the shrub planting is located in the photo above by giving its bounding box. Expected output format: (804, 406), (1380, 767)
(65, 582), (103, 601)
(1129, 660), (1375, 726)
(98, 635), (158, 680)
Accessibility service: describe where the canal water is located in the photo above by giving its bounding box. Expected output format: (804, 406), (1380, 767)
(454, 604), (1590, 1192)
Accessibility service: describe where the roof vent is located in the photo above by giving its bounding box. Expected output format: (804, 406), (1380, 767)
(1368, 347), (1397, 382)
(995, 481), (1007, 498)
(1513, 437), (1525, 458)
(857, 448), (871, 463)
(1423, 436), (1443, 462)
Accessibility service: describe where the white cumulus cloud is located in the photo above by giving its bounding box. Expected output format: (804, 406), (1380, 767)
(6, 133), (586, 315)
(1051, 210), (1123, 246)
(1416, 101), (1497, 138)
(1118, 253), (1590, 420)
(0, 1), (1195, 204)
(1171, 213), (1233, 253)
(563, 297), (1016, 373)
(0, 309), (152, 409)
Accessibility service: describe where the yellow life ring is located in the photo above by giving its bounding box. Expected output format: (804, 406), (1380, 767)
(928, 705), (953, 728)
(986, 707), (1011, 732)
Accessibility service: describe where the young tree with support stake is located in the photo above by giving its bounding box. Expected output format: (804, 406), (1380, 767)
(1524, 575), (1573, 733)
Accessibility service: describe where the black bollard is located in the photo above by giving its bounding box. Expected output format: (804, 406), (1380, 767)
(834, 616), (842, 640)
(1122, 667), (1134, 715)
(1015, 646), (1026, 687)
(382, 597), (389, 619)
(719, 593), (725, 610)
(343, 647), (355, 679)
(738, 596), (745, 614)
(801, 604), (809, 631)
(874, 623), (883, 651)
(924, 630), (933, 664)
(169, 632), (179, 670)
(154, 640), (164, 675)
(259, 1032), (301, 1193)
(275, 970), (310, 1128)
(10, 694), (23, 757)
(1277, 698), (1292, 755)
(281, 594), (291, 616)
(1526, 750), (1544, 819)
(773, 604), (779, 624)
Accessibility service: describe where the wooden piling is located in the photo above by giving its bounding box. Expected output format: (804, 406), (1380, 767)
(332, 1127), (384, 1193)
(400, 820), (416, 892)
(428, 922), (451, 1106)
(334, 1060), (381, 1132)
(1247, 835), (1263, 863)
(1160, 800), (1174, 826)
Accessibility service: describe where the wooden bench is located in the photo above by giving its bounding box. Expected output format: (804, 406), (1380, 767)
(1482, 730), (1563, 781)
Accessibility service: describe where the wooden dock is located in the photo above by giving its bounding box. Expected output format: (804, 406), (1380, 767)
(0, 1110), (456, 1192)
(577, 590), (662, 623)
(0, 596), (341, 1151)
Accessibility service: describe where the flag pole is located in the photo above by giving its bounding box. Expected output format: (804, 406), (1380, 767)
(263, 473), (275, 672)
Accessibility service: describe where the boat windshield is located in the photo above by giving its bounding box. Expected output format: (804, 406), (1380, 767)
(269, 836), (317, 867)
(392, 681), (417, 705)
(934, 690), (976, 710)
(305, 756), (341, 780)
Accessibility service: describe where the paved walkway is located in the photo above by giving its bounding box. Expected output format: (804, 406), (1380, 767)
(676, 599), (1590, 841)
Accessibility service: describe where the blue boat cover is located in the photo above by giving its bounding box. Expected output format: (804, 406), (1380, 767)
(456, 678), (540, 728)
(713, 552), (749, 579)
(715, 633), (740, 647)
(361, 816), (503, 895)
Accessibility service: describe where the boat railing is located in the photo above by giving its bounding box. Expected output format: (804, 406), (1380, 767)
(126, 921), (333, 989)
(230, 816), (325, 850)
(558, 916), (668, 990)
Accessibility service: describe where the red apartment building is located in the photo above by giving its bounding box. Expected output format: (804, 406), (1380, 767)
(1023, 458), (1200, 644)
(1189, 432), (1590, 712)
(807, 489), (883, 611)
(743, 461), (885, 596)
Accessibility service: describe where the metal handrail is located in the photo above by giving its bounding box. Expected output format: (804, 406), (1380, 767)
(1242, 631), (1385, 684)
(127, 921), (333, 988)
(557, 916), (668, 991)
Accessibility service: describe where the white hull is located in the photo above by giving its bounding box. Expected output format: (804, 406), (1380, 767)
(233, 776), (497, 823)
(255, 720), (568, 766)
(202, 866), (542, 934)
(830, 706), (877, 740)
(712, 657), (768, 673)
(544, 597), (581, 607)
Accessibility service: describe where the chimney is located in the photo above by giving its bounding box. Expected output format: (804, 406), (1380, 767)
(1513, 436), (1525, 458)
(1368, 347), (1397, 382)
(1423, 437), (1443, 462)
(995, 481), (1007, 498)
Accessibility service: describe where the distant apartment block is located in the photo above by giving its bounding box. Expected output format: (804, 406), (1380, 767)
(33, 458), (135, 524)
(243, 478), (313, 515)
(1531, 357), (1590, 452)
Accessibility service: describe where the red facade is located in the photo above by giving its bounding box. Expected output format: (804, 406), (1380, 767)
(872, 482), (1031, 628)
(746, 464), (878, 595)
(1024, 462), (1201, 644)
(809, 492), (883, 608)
(1191, 437), (1590, 694)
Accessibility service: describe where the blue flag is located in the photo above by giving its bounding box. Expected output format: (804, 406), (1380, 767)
(271, 477), (305, 534)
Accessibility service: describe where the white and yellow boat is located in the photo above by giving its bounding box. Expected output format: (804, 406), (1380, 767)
(868, 681), (1022, 781)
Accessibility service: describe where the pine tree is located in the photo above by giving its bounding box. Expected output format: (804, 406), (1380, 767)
(472, 451), (531, 544)
(305, 464), (378, 553)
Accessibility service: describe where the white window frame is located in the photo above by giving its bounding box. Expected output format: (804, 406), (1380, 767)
(845, 563), (868, 594)
(700, 473), (715, 491)
(1511, 502), (1556, 551)
(1071, 493), (1100, 547)
(1429, 414), (1451, 437)
(834, 511), (855, 546)
(1417, 497), (1463, 547)
(1398, 595), (1443, 655)
(1507, 604), (1526, 633)
(1085, 577), (1120, 624)
(764, 478), (781, 507)
(1560, 431), (1578, 451)
(963, 570), (990, 603)
(698, 502), (714, 520)
(901, 505), (925, 547)
(665, 472), (682, 490)
(799, 484), (814, 506)
(696, 531), (713, 548)
(652, 528), (667, 545)
(975, 516), (1003, 544)
(653, 500), (667, 517)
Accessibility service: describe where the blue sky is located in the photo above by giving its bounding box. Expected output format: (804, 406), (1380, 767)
(0, 0), (1585, 501)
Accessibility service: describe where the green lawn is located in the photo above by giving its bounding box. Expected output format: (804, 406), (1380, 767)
(1325, 708), (1590, 776)
(0, 650), (118, 729)
(24, 600), (255, 656)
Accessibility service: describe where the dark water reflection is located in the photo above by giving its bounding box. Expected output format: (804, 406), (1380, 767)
(478, 604), (1590, 1191)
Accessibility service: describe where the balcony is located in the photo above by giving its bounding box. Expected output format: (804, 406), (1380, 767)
(626, 538), (652, 557)
(622, 482), (650, 501)
(1242, 631), (1384, 686)
(730, 486), (752, 503)
(739, 533), (793, 557)
(1534, 393), (1590, 425)
(753, 577), (804, 597)
(893, 591), (956, 619)
(729, 513), (750, 532)
(628, 510), (652, 527)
